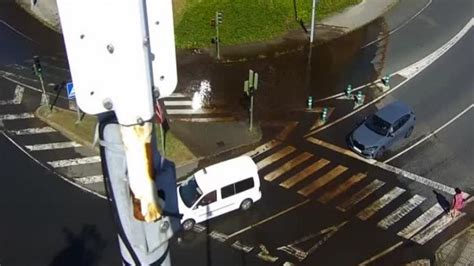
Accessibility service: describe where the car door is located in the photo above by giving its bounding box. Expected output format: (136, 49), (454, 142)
(193, 190), (222, 222)
(391, 115), (410, 143)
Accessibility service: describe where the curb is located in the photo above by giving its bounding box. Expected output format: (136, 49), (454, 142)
(35, 106), (99, 152)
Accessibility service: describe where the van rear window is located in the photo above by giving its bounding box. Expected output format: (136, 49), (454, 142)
(221, 178), (254, 199)
(236, 178), (254, 193)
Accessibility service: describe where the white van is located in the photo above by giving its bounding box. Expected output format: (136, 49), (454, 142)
(176, 155), (262, 231)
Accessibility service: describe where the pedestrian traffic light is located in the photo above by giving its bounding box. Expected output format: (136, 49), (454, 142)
(216, 12), (223, 24)
(33, 56), (42, 76)
(210, 18), (216, 27)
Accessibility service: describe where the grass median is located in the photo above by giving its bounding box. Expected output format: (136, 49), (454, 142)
(36, 105), (196, 166)
(175, 0), (361, 48)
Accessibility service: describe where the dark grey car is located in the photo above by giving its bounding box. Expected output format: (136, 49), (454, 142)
(347, 101), (416, 159)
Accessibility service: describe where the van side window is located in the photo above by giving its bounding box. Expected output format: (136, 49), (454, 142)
(221, 184), (235, 199)
(235, 178), (254, 193)
(198, 191), (217, 206)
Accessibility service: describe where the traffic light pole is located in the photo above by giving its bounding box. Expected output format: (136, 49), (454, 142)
(215, 11), (221, 60)
(98, 115), (173, 265)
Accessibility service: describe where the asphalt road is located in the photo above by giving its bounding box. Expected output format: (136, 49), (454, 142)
(0, 134), (120, 266)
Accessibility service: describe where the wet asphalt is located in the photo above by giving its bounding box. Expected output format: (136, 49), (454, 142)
(1, 0), (473, 265)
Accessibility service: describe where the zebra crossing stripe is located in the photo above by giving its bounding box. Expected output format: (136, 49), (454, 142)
(280, 158), (330, 189)
(231, 241), (254, 253)
(166, 109), (224, 115)
(318, 173), (367, 204)
(163, 93), (187, 98)
(264, 152), (313, 181)
(0, 113), (34, 120)
(244, 139), (281, 158)
(357, 187), (406, 221)
(47, 156), (101, 168)
(26, 141), (82, 151)
(377, 195), (426, 230)
(171, 117), (235, 122)
(163, 100), (192, 106)
(75, 175), (103, 185)
(298, 165), (348, 197)
(209, 231), (229, 242)
(411, 212), (465, 245)
(337, 179), (385, 212)
(8, 127), (56, 135)
(397, 204), (444, 239)
(256, 146), (296, 170)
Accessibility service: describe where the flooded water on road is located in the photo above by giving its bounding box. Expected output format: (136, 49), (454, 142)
(176, 18), (388, 122)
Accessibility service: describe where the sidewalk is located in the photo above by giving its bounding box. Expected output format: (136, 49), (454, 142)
(435, 224), (474, 265)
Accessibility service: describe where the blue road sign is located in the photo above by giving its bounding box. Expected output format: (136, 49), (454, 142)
(66, 82), (75, 99)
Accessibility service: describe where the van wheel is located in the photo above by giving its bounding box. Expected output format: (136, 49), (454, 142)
(182, 219), (195, 231)
(240, 199), (253, 211)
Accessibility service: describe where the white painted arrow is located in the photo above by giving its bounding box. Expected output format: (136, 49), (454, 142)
(0, 85), (24, 105)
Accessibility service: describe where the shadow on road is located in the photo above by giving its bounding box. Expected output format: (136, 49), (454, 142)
(50, 224), (106, 266)
(433, 190), (450, 213)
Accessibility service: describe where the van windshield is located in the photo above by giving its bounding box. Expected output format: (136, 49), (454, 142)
(179, 176), (202, 208)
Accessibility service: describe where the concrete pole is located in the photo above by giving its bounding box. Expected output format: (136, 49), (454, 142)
(310, 0), (317, 43)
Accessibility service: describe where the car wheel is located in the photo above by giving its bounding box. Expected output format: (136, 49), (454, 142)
(405, 126), (414, 138)
(182, 219), (195, 231)
(376, 147), (385, 159)
(240, 199), (253, 211)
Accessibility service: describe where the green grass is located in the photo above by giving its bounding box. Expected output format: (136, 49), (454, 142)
(36, 106), (196, 165)
(175, 0), (361, 48)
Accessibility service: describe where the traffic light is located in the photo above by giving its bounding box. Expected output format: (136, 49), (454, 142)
(216, 12), (223, 24)
(33, 56), (42, 76)
(210, 18), (216, 27)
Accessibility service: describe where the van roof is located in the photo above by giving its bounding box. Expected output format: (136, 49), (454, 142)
(194, 155), (258, 192)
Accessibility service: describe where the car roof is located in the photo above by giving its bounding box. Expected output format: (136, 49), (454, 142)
(375, 101), (413, 124)
(194, 156), (258, 192)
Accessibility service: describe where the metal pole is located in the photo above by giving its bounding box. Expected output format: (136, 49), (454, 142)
(249, 94), (254, 131)
(215, 12), (220, 60)
(39, 74), (50, 106)
(310, 0), (316, 43)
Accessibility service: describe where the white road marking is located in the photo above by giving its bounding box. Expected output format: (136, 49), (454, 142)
(0, 113), (35, 120)
(384, 104), (474, 163)
(209, 231), (229, 242)
(0, 19), (37, 43)
(244, 139), (281, 158)
(337, 179), (385, 212)
(47, 156), (101, 168)
(377, 195), (426, 229)
(307, 137), (469, 197)
(226, 200), (310, 239)
(357, 187), (406, 220)
(361, 0), (433, 48)
(280, 158), (330, 189)
(26, 141), (82, 151)
(307, 137), (376, 164)
(163, 100), (192, 106)
(264, 152), (313, 181)
(231, 241), (254, 253)
(298, 165), (348, 197)
(8, 127), (56, 135)
(192, 224), (206, 233)
(318, 173), (367, 204)
(165, 108), (225, 115)
(75, 175), (103, 185)
(0, 85), (24, 105)
(170, 117), (235, 122)
(256, 146), (296, 170)
(358, 241), (403, 266)
(411, 212), (465, 245)
(163, 93), (187, 98)
(0, 131), (106, 199)
(397, 203), (444, 239)
(305, 18), (474, 137)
